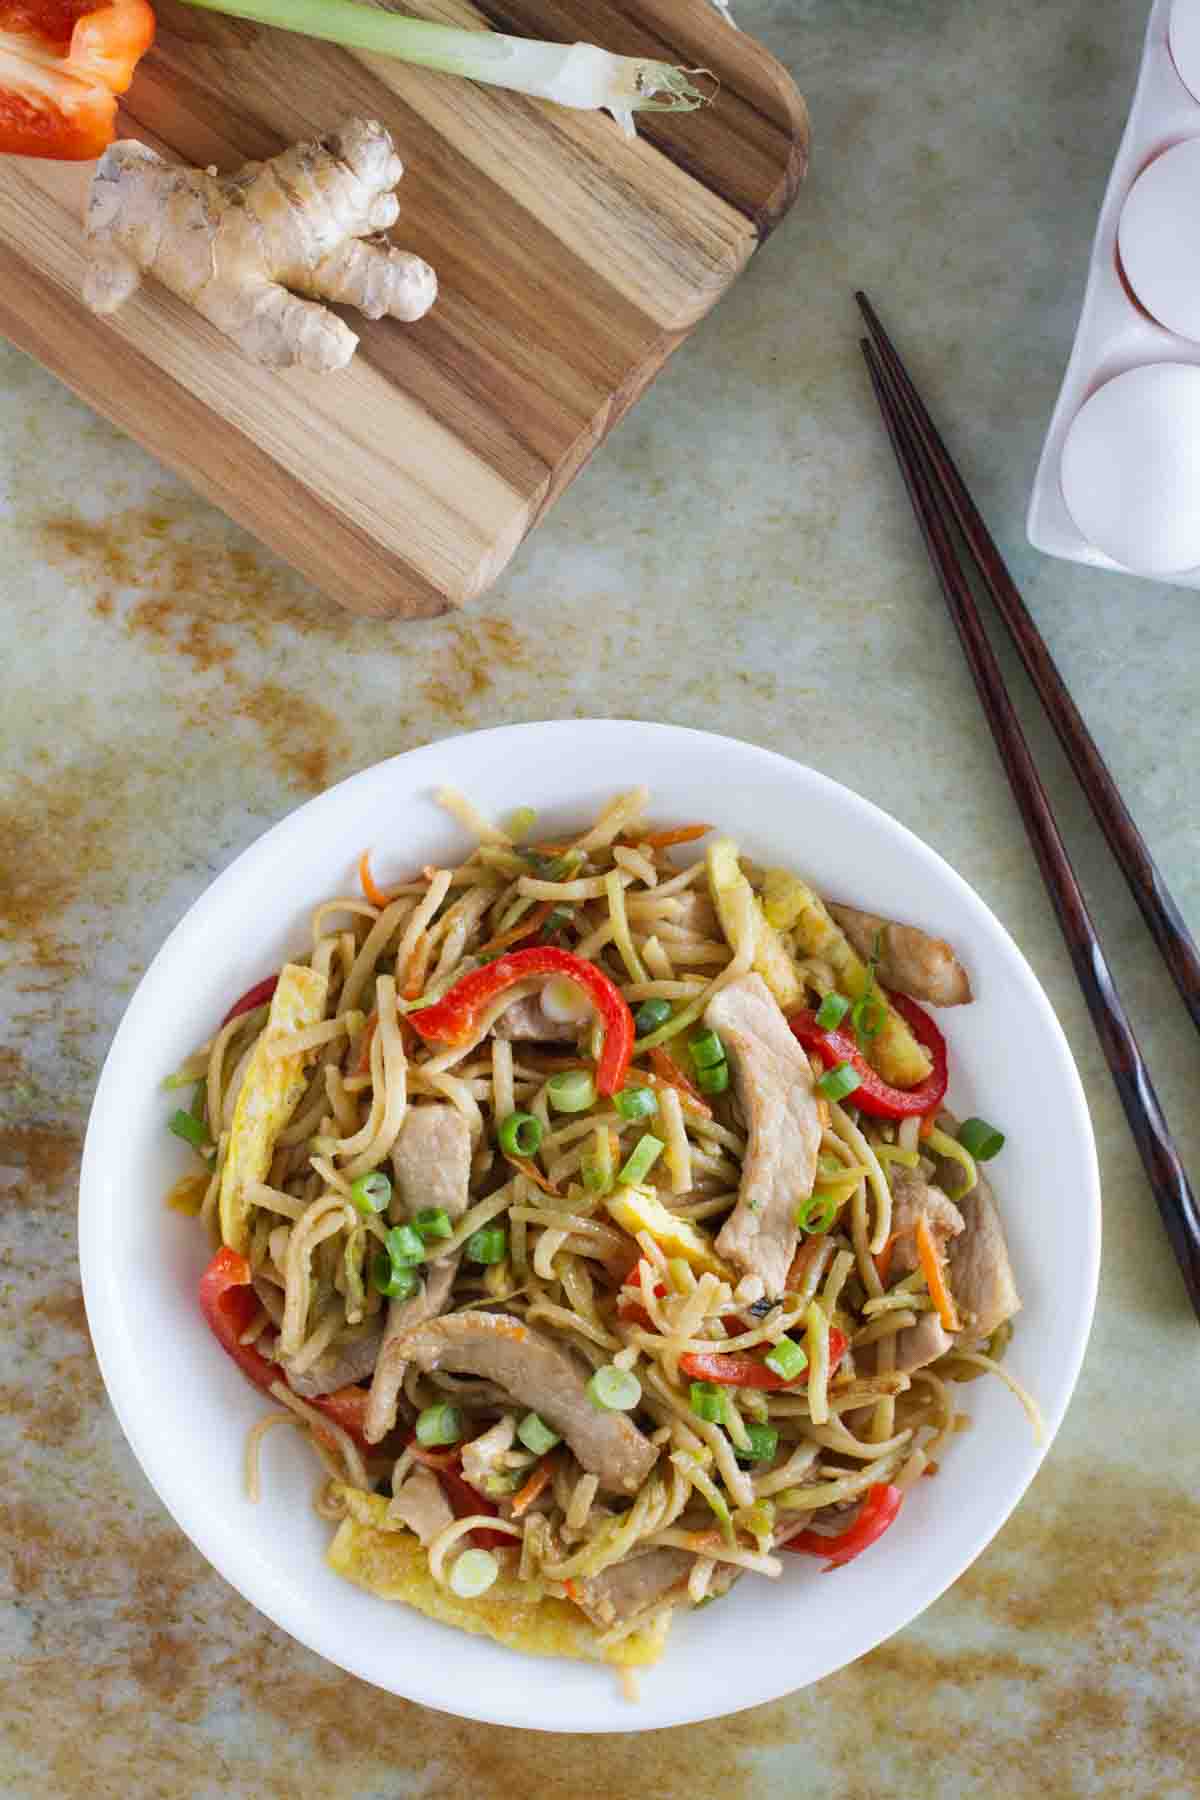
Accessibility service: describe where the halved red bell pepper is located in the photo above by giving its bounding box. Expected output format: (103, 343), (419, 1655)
(789, 990), (948, 1119)
(678, 1329), (847, 1390)
(0, 0), (154, 160)
(408, 946), (635, 1096)
(198, 1246), (372, 1450)
(220, 973), (279, 1028)
(780, 1481), (903, 1568)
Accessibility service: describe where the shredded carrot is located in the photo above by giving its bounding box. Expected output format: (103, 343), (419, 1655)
(510, 1452), (558, 1518)
(402, 930), (433, 1001)
(477, 901), (554, 958)
(358, 849), (393, 910)
(873, 1233), (897, 1286)
(563, 1578), (581, 1602)
(915, 1213), (961, 1332)
(646, 1047), (712, 1117)
(508, 1156), (562, 1197)
(919, 1111), (938, 1140)
(624, 824), (712, 850)
(354, 1012), (378, 1075)
(785, 1234), (829, 1291)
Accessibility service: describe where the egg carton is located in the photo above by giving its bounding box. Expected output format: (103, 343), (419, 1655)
(1027, 0), (1200, 586)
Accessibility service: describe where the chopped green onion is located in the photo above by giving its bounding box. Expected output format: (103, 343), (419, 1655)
(688, 1380), (724, 1423)
(634, 998), (672, 1033)
(465, 1225), (508, 1265)
(618, 1134), (664, 1187)
(506, 805), (537, 843)
(413, 1205), (453, 1241)
(541, 905), (574, 940)
(587, 1364), (642, 1411)
(176, 0), (709, 141)
(736, 1422), (780, 1463)
(851, 992), (886, 1043)
(349, 1170), (391, 1215)
(547, 1069), (596, 1114)
(416, 1402), (463, 1446)
(689, 1029), (726, 1071)
(696, 1061), (730, 1095)
(482, 1468), (523, 1496)
(816, 1061), (862, 1103)
(615, 1085), (658, 1122)
(581, 1129), (615, 1195)
(763, 1336), (808, 1381)
(498, 1111), (543, 1157)
(815, 991), (851, 1031)
(167, 1108), (211, 1151)
(372, 1253), (420, 1299)
(517, 1412), (561, 1455)
(957, 1116), (1006, 1161)
(448, 1548), (499, 1599)
(795, 1191), (838, 1235)
(386, 1223), (425, 1265)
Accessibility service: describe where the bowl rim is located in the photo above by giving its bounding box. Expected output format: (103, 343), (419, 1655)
(78, 719), (1101, 1732)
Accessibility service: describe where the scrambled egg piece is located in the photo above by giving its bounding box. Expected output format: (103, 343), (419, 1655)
(326, 1487), (671, 1667)
(606, 1186), (733, 1280)
(219, 962), (329, 1253)
(707, 836), (802, 1012)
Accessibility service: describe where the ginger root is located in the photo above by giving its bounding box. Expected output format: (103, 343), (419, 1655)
(82, 117), (437, 372)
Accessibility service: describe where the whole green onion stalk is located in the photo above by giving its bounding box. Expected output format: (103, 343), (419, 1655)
(179, 0), (710, 138)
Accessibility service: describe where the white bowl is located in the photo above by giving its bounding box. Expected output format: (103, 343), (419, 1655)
(79, 721), (1100, 1733)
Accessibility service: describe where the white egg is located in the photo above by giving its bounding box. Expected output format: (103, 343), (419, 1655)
(1059, 363), (1200, 574)
(1118, 137), (1200, 339)
(1170, 0), (1200, 103)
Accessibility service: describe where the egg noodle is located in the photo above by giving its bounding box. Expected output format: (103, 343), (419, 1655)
(166, 787), (1040, 1673)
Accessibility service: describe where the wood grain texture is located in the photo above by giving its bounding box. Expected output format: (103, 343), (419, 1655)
(0, 0), (808, 616)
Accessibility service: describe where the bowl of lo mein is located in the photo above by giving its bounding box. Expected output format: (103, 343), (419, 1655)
(80, 720), (1099, 1731)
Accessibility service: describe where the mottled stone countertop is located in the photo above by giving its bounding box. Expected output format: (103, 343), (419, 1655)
(3, 0), (1198, 1794)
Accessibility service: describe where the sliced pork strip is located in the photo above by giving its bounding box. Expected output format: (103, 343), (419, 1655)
(389, 1103), (473, 1222)
(492, 993), (580, 1044)
(363, 1105), (472, 1444)
(388, 1466), (456, 1546)
(575, 1548), (695, 1630)
(380, 1311), (658, 1495)
(947, 1172), (1021, 1338)
(828, 904), (972, 1007)
(889, 1168), (964, 1277)
(284, 1322), (384, 1398)
(892, 1310), (955, 1374)
(574, 1548), (739, 1630)
(708, 974), (823, 1298)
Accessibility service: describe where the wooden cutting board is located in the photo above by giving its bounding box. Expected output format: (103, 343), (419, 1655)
(0, 0), (807, 616)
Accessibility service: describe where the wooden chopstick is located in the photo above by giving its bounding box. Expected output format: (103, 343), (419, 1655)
(857, 290), (1200, 1036)
(857, 316), (1200, 1321)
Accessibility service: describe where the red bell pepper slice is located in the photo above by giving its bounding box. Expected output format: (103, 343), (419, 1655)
(220, 973), (279, 1028)
(435, 1458), (513, 1552)
(678, 1329), (847, 1390)
(780, 1481), (903, 1568)
(616, 1269), (669, 1331)
(407, 946), (635, 1096)
(789, 990), (948, 1119)
(198, 1246), (372, 1450)
(0, 0), (154, 160)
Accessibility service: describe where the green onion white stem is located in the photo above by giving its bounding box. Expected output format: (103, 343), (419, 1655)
(180, 0), (708, 138)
